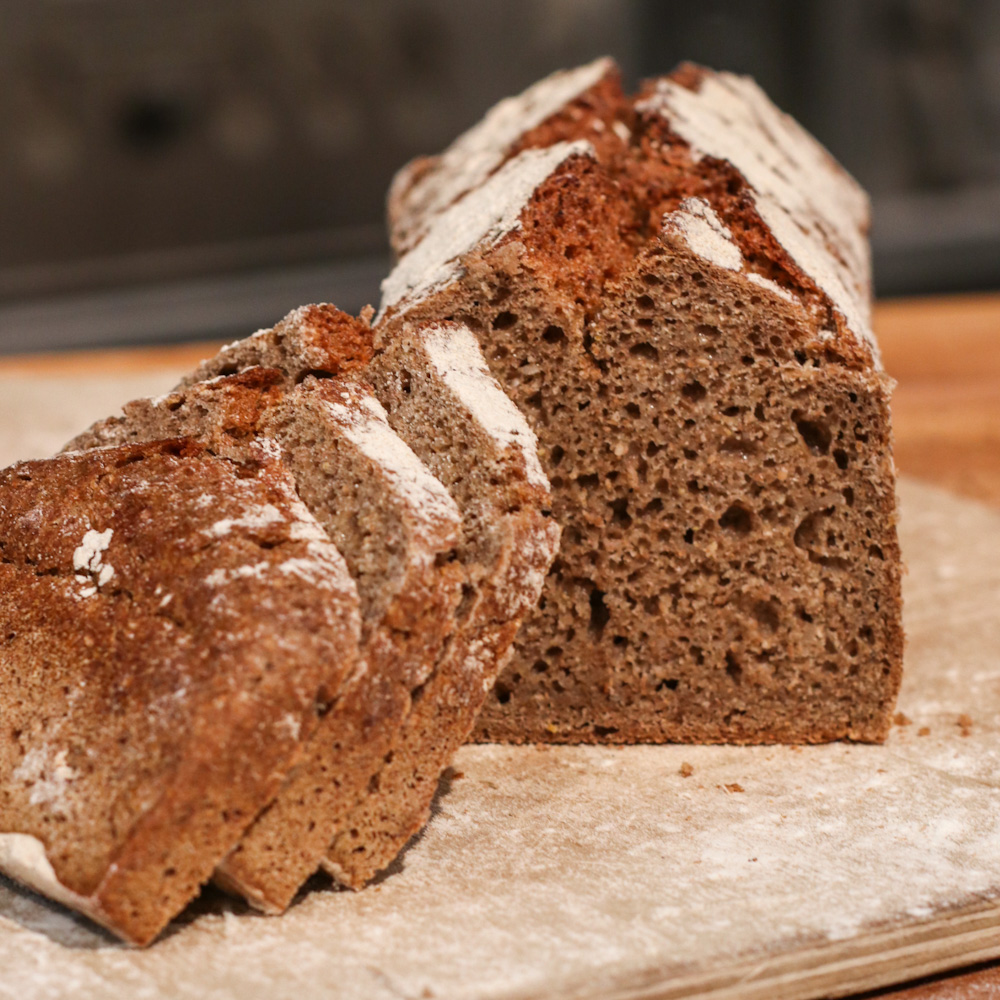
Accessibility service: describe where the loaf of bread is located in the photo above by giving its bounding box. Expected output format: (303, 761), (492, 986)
(380, 58), (903, 744)
(0, 57), (903, 944)
(0, 439), (361, 944)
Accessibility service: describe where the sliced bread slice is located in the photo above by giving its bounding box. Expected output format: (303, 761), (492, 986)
(68, 366), (464, 913)
(187, 305), (559, 886)
(322, 319), (560, 885)
(0, 438), (360, 945)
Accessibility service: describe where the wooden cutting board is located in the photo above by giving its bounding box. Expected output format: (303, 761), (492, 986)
(1, 376), (1000, 1000)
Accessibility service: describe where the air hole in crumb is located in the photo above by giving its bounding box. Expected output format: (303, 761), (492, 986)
(612, 635), (628, 647)
(636, 294), (655, 312)
(593, 725), (619, 738)
(682, 381), (706, 402)
(589, 589), (610, 633)
(843, 486), (855, 506)
(494, 682), (512, 704)
(869, 544), (884, 560)
(493, 311), (517, 330)
(834, 449), (849, 469)
(794, 508), (833, 549)
(641, 498), (663, 516)
(725, 652), (743, 683)
(165, 398), (183, 411)
(742, 355), (755, 366)
(721, 436), (757, 455)
(625, 402), (640, 418)
(658, 678), (679, 691)
(542, 325), (566, 344)
(754, 403), (765, 421)
(684, 528), (695, 544)
(719, 504), (753, 534)
(721, 405), (741, 416)
(577, 473), (600, 489)
(532, 660), (548, 674)
(218, 364), (239, 377)
(695, 323), (721, 338)
(525, 391), (542, 409)
(610, 498), (631, 526)
(629, 342), (659, 361)
(793, 413), (832, 454)
(752, 598), (781, 631)
(550, 445), (565, 467)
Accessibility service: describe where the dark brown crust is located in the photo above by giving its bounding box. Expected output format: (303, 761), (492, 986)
(387, 62), (627, 258)
(69, 354), (464, 914)
(0, 440), (360, 944)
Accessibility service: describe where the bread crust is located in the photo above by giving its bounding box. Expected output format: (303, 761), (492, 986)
(69, 350), (465, 913)
(0, 439), (361, 944)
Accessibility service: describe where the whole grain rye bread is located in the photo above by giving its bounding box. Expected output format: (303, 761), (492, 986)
(68, 366), (464, 912)
(323, 318), (560, 886)
(186, 305), (559, 886)
(0, 438), (361, 945)
(379, 60), (903, 744)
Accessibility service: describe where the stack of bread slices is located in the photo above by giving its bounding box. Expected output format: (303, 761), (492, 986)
(0, 58), (902, 945)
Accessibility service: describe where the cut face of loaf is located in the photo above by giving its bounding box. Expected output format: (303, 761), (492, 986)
(68, 367), (463, 914)
(379, 60), (903, 744)
(187, 305), (559, 886)
(0, 439), (361, 945)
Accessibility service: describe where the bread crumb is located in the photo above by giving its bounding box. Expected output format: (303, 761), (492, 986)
(722, 783), (745, 794)
(958, 714), (973, 736)
(679, 762), (694, 778)
(917, 726), (931, 737)
(893, 712), (912, 727)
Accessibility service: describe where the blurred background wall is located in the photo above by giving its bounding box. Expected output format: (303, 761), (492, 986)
(1, 0), (998, 353)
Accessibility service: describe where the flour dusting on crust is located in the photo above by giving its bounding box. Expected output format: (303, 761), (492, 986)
(420, 323), (549, 490)
(379, 141), (596, 321)
(638, 71), (876, 362)
(321, 390), (460, 526)
(392, 58), (613, 253)
(662, 198), (798, 305)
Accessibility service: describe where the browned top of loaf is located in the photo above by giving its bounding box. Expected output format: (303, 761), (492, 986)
(381, 59), (877, 373)
(0, 439), (360, 898)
